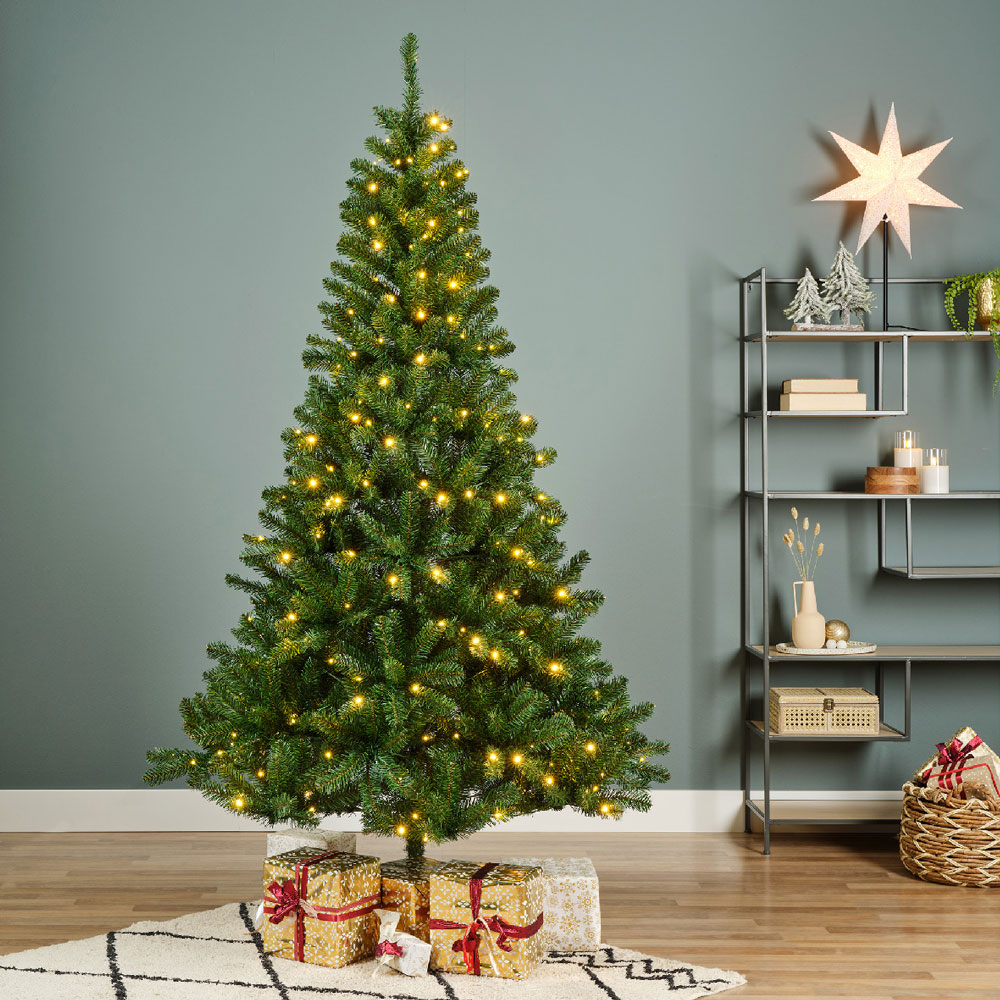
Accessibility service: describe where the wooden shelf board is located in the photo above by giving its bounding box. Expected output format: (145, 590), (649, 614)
(748, 798), (901, 824)
(883, 565), (1000, 579)
(746, 410), (903, 418)
(748, 643), (1000, 661)
(749, 330), (995, 343)
(747, 720), (905, 742)
(745, 490), (1000, 500)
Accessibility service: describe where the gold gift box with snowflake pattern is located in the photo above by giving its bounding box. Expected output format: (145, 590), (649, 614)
(260, 848), (380, 968)
(379, 857), (444, 942)
(429, 860), (544, 979)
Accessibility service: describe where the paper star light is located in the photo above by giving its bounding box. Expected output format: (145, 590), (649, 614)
(814, 103), (960, 256)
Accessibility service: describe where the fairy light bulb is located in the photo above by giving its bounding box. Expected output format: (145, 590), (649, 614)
(368, 182), (378, 192)
(257, 769), (266, 777)
(495, 493), (506, 504)
(537, 493), (546, 501)
(544, 776), (555, 786)
(418, 270), (426, 279)
(452, 732), (460, 740)
(429, 115), (439, 125)
(512, 548), (522, 558)
(372, 240), (382, 251)
(281, 552), (292, 563)
(436, 492), (448, 505)
(307, 478), (318, 488)
(189, 758), (197, 766)
(379, 375), (389, 387)
(536, 453), (545, 463)
(234, 798), (245, 810)
(324, 750), (333, 759)
(216, 749), (225, 757)
(556, 588), (569, 599)
(422, 733), (432, 742)
(430, 144), (438, 153)
(305, 434), (318, 445)
(388, 574), (398, 586)
(415, 353), (426, 364)
(384, 437), (396, 448)
(512, 753), (523, 765)
(488, 752), (498, 762)
(549, 661), (563, 674)
(600, 804), (611, 814)
(368, 216), (377, 226)
(495, 591), (505, 601)
(586, 742), (597, 753)
(350, 413), (361, 422)
(437, 619), (447, 627)
(410, 682), (421, 694)
(464, 489), (474, 499)
(353, 695), (364, 706)
(415, 309), (426, 321)
(448, 279), (458, 289)
(396, 824), (407, 836)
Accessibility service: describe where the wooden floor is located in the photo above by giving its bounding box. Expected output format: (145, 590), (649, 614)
(2, 831), (999, 999)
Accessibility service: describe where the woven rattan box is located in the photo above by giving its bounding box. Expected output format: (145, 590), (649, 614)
(768, 687), (879, 735)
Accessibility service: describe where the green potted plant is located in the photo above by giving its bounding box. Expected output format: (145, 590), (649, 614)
(944, 268), (1000, 395)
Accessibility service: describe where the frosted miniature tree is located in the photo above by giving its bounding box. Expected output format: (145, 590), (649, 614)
(821, 242), (875, 327)
(784, 268), (829, 327)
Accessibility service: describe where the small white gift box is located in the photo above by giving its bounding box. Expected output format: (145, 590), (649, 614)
(373, 908), (431, 978)
(265, 828), (357, 858)
(503, 856), (600, 952)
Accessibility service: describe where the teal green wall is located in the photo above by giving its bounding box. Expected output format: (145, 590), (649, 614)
(2, 0), (998, 793)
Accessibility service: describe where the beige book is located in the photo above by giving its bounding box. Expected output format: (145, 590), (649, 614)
(779, 392), (867, 411)
(781, 378), (859, 393)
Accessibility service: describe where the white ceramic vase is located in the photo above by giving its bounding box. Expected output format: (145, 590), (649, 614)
(791, 580), (826, 650)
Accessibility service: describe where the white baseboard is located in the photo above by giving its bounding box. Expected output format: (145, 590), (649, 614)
(0, 788), (902, 834)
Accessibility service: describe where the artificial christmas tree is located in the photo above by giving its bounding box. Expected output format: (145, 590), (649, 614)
(145, 33), (668, 860)
(821, 242), (875, 329)
(784, 268), (830, 329)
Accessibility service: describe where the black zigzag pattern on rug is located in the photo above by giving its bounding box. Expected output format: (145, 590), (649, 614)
(0, 909), (739, 999)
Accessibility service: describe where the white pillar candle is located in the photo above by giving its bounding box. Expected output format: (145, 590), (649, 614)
(893, 430), (921, 469)
(920, 448), (950, 494)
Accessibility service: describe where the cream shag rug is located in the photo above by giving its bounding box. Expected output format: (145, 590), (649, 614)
(0, 901), (746, 999)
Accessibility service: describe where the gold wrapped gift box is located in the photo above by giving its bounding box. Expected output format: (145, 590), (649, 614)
(380, 857), (444, 942)
(914, 726), (1000, 803)
(261, 848), (380, 968)
(429, 860), (543, 979)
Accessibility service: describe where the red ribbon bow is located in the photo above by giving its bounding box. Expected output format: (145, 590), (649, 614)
(262, 850), (379, 962)
(375, 940), (404, 958)
(264, 879), (309, 924)
(937, 735), (983, 767)
(922, 734), (984, 781)
(428, 863), (543, 976)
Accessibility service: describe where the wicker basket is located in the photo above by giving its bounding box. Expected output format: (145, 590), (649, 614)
(899, 781), (1000, 887)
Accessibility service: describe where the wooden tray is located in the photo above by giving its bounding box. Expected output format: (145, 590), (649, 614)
(775, 641), (878, 656)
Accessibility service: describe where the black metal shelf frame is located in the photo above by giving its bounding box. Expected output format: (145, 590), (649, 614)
(738, 266), (1000, 854)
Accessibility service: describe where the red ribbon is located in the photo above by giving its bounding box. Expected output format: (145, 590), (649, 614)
(263, 850), (379, 962)
(922, 734), (984, 781)
(375, 940), (404, 958)
(427, 863), (543, 976)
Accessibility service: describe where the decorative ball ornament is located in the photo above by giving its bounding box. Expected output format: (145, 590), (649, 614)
(825, 619), (851, 642)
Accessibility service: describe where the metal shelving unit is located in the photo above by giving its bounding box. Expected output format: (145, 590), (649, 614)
(739, 267), (1000, 854)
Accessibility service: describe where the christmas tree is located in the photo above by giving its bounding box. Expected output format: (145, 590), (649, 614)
(784, 268), (829, 328)
(145, 34), (668, 859)
(821, 242), (875, 327)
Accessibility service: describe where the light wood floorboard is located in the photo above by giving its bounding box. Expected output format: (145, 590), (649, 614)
(1, 831), (999, 998)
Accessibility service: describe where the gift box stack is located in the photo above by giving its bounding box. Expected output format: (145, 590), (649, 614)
(257, 846), (602, 981)
(911, 726), (1000, 802)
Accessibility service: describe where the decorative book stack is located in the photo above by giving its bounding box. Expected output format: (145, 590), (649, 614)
(779, 378), (866, 411)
